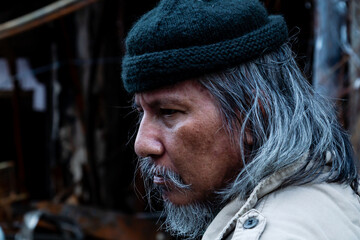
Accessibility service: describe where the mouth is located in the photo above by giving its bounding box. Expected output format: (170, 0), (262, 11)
(146, 163), (191, 193)
(153, 174), (172, 200)
(153, 174), (174, 190)
(153, 175), (165, 185)
(152, 172), (178, 196)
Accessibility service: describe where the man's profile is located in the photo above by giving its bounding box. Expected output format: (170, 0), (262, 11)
(121, 0), (360, 239)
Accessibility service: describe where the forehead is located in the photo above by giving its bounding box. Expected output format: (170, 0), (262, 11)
(134, 80), (212, 106)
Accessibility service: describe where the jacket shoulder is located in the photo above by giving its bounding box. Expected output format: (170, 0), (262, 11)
(232, 183), (360, 240)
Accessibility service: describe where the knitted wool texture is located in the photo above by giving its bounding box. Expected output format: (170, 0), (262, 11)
(122, 0), (288, 93)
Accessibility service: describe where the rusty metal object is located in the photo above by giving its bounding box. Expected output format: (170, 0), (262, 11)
(34, 202), (169, 240)
(15, 210), (84, 240)
(0, 0), (101, 40)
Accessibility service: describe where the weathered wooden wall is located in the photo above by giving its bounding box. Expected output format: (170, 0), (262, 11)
(313, 0), (347, 100)
(348, 0), (360, 162)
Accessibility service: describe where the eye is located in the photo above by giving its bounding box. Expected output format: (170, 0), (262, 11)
(160, 108), (179, 116)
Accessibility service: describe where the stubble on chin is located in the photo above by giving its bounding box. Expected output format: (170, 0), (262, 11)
(137, 156), (219, 238)
(160, 195), (217, 239)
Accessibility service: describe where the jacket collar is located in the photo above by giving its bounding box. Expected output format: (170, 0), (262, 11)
(202, 159), (307, 240)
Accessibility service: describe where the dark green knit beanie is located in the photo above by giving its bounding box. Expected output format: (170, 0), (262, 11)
(122, 0), (288, 93)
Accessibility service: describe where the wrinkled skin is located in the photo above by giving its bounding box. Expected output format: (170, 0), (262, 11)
(134, 79), (241, 205)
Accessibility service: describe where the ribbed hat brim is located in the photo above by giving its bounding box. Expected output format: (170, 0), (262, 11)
(122, 15), (288, 93)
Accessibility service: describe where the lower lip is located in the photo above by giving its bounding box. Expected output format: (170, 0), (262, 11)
(153, 176), (170, 199)
(153, 175), (165, 185)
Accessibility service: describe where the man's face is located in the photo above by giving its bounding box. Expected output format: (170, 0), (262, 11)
(134, 79), (241, 206)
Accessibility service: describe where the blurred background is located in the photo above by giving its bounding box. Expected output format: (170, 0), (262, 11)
(0, 0), (359, 239)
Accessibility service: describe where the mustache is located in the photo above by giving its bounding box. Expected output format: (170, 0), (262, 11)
(138, 157), (191, 191)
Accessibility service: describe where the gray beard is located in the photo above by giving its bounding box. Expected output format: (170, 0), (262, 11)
(137, 157), (222, 239)
(161, 195), (216, 239)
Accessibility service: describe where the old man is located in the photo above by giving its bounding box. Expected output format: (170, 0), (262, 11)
(121, 0), (360, 239)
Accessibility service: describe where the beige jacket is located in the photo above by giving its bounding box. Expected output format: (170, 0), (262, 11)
(203, 162), (360, 240)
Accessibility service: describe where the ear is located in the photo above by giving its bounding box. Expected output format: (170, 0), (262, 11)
(244, 128), (254, 146)
(243, 96), (268, 147)
(234, 110), (254, 147)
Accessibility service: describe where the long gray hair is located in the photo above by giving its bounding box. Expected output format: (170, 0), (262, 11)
(199, 43), (359, 201)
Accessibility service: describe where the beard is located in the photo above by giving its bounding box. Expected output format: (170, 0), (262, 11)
(138, 157), (221, 239)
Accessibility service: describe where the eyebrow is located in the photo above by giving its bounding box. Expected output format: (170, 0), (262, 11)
(134, 97), (187, 110)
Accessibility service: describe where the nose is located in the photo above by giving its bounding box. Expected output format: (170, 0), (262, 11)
(134, 116), (164, 158)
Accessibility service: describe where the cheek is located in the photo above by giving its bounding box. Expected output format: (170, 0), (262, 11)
(170, 119), (238, 188)
(175, 120), (215, 159)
